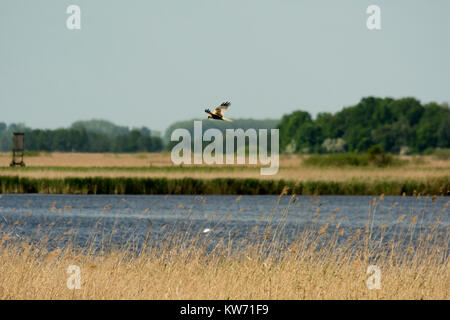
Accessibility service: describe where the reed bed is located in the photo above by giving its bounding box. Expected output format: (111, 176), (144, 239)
(0, 176), (448, 195)
(0, 194), (448, 299)
(1, 153), (449, 189)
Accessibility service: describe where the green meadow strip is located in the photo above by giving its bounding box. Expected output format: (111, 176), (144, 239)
(0, 176), (448, 195)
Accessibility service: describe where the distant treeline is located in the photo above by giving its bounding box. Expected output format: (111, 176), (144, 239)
(0, 120), (163, 152)
(278, 97), (450, 154)
(1, 97), (449, 154)
(164, 118), (280, 151)
(164, 97), (450, 154)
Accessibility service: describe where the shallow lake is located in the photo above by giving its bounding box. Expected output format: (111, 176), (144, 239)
(0, 194), (448, 252)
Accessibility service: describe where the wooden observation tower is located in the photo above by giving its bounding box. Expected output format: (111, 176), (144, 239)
(10, 132), (25, 167)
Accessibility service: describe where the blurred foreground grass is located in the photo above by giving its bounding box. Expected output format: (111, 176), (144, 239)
(0, 195), (448, 299)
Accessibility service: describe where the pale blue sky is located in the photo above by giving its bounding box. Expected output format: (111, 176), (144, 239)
(1, 0), (449, 132)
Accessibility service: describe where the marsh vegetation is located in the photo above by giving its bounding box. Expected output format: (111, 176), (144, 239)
(0, 193), (447, 299)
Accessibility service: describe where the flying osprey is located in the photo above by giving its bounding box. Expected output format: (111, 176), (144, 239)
(205, 102), (232, 122)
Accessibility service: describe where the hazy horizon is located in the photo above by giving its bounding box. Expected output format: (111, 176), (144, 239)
(1, 0), (449, 133)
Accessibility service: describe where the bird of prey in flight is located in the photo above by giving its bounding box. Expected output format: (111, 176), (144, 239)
(205, 102), (232, 122)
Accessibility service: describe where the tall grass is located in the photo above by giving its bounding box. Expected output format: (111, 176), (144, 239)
(0, 195), (448, 299)
(0, 176), (448, 195)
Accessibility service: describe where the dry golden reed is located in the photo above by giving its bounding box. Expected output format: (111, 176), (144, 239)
(0, 202), (448, 300)
(0, 236), (447, 300)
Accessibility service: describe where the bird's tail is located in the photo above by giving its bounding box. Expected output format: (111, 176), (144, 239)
(222, 117), (232, 122)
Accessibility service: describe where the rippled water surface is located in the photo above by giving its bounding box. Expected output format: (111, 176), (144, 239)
(0, 194), (448, 251)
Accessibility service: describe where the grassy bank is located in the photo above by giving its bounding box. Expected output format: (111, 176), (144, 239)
(0, 176), (448, 195)
(0, 153), (449, 195)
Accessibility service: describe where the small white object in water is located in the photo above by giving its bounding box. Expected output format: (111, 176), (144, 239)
(203, 228), (212, 233)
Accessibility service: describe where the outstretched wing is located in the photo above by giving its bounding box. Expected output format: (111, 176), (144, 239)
(213, 101), (231, 117)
